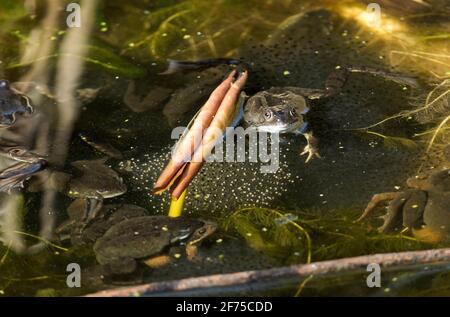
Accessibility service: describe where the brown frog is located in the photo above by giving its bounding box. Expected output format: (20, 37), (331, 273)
(66, 158), (127, 219)
(93, 215), (217, 275)
(55, 159), (127, 242)
(357, 169), (450, 243)
(67, 159), (127, 200)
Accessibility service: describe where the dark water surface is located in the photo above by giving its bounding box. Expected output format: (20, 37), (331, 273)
(0, 0), (450, 296)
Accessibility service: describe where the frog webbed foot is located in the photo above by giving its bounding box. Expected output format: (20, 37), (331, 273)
(186, 244), (202, 263)
(300, 131), (321, 163)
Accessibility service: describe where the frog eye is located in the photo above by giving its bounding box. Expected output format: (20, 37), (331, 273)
(289, 108), (297, 117)
(264, 110), (273, 120)
(197, 228), (206, 235)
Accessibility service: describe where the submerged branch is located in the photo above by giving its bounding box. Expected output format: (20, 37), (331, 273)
(87, 247), (450, 297)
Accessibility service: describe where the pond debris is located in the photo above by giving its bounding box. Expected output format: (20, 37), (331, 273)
(223, 206), (440, 266)
(225, 208), (312, 264)
(0, 241), (11, 267)
(362, 130), (418, 150)
(9, 231), (69, 253)
(294, 274), (314, 297)
(274, 213), (298, 225)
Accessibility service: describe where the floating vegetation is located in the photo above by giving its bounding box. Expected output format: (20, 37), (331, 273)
(117, 0), (304, 61)
(7, 231), (69, 253)
(223, 207), (436, 265)
(223, 207), (312, 264)
(7, 44), (145, 78)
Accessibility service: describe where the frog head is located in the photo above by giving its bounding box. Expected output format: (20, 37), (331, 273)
(244, 89), (309, 133)
(187, 220), (218, 246)
(407, 169), (450, 192)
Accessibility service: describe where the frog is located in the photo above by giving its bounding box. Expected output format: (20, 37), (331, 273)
(0, 142), (47, 191)
(242, 64), (419, 161)
(242, 87), (318, 162)
(56, 158), (127, 234)
(357, 168), (450, 243)
(93, 215), (217, 275)
(67, 158), (127, 200)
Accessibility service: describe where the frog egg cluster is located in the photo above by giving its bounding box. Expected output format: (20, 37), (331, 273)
(118, 143), (295, 215)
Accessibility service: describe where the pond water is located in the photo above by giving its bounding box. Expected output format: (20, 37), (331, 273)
(0, 0), (450, 296)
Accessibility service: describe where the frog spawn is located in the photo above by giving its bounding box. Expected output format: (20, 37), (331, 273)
(119, 143), (297, 215)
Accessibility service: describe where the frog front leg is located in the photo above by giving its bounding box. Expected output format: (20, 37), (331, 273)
(300, 131), (321, 163)
(293, 123), (321, 163)
(85, 197), (104, 222)
(67, 197), (104, 223)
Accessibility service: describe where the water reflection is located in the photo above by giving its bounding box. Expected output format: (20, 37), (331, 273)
(0, 0), (98, 255)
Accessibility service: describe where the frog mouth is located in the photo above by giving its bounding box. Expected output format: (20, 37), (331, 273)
(255, 120), (303, 133)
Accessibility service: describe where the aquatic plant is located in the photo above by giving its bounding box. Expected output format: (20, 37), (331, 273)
(223, 207), (437, 265)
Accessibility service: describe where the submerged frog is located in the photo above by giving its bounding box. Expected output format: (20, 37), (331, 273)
(56, 159), (127, 237)
(67, 158), (127, 200)
(93, 216), (217, 275)
(123, 65), (230, 127)
(357, 169), (450, 243)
